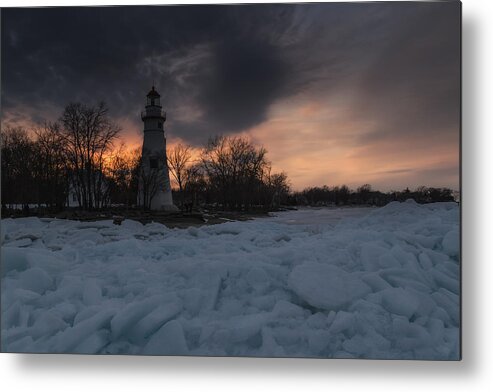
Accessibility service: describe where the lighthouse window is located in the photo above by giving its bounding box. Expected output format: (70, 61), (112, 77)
(149, 158), (158, 169)
(158, 122), (162, 129)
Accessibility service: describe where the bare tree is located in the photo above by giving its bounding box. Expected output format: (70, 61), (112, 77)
(182, 163), (207, 212)
(33, 122), (68, 210)
(107, 145), (141, 208)
(57, 102), (121, 209)
(1, 126), (37, 209)
(167, 143), (193, 208)
(200, 135), (269, 210)
(356, 183), (372, 204)
(267, 171), (290, 208)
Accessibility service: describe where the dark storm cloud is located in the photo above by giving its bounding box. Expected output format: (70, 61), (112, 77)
(350, 2), (461, 144)
(1, 2), (460, 150)
(1, 4), (296, 142)
(196, 36), (289, 132)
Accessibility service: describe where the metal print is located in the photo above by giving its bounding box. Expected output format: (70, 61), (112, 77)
(0, 2), (461, 359)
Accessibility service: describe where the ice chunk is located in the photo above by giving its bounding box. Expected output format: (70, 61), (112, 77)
(187, 227), (199, 237)
(273, 233), (291, 242)
(128, 301), (183, 342)
(73, 306), (103, 325)
(4, 237), (32, 247)
(12, 288), (41, 304)
(2, 301), (21, 329)
(288, 263), (371, 310)
(200, 273), (222, 312)
(18, 267), (53, 294)
(307, 312), (328, 329)
(120, 219), (144, 231)
(111, 295), (169, 339)
(328, 311), (356, 335)
(229, 313), (272, 343)
(271, 326), (300, 346)
(342, 329), (391, 357)
(18, 306), (31, 327)
(67, 229), (105, 245)
(260, 327), (286, 357)
(82, 280), (103, 306)
(307, 329), (330, 354)
(246, 266), (271, 293)
(418, 252), (433, 270)
(53, 309), (115, 352)
(181, 288), (203, 316)
(442, 228), (459, 257)
(1, 247), (29, 276)
(4, 335), (35, 353)
(73, 329), (110, 354)
(273, 300), (305, 318)
(392, 317), (433, 351)
(431, 269), (459, 295)
(428, 317), (445, 343)
(141, 320), (188, 356)
(360, 243), (388, 271)
(31, 310), (68, 339)
(406, 288), (437, 318)
(378, 253), (401, 269)
(53, 302), (78, 323)
(380, 288), (419, 318)
(249, 295), (276, 311)
(424, 249), (450, 265)
(361, 273), (392, 292)
(326, 310), (337, 326)
(431, 290), (460, 325)
(25, 250), (66, 275)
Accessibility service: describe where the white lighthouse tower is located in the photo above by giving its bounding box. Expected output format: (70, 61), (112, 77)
(139, 86), (177, 211)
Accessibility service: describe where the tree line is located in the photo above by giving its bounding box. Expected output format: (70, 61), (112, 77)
(289, 184), (456, 207)
(1, 102), (290, 213)
(2, 102), (125, 211)
(1, 101), (456, 214)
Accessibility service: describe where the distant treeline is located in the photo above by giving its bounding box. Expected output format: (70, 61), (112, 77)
(287, 184), (456, 207)
(1, 102), (456, 214)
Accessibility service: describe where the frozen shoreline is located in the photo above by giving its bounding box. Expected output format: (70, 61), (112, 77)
(1, 201), (460, 359)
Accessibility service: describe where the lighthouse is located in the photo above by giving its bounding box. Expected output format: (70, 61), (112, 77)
(139, 86), (177, 211)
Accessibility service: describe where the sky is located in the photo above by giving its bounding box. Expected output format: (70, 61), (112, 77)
(1, 1), (461, 191)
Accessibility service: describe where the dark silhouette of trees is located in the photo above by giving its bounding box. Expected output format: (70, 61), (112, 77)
(267, 171), (290, 208)
(199, 135), (287, 211)
(58, 102), (121, 209)
(182, 164), (207, 212)
(106, 145), (140, 208)
(1, 127), (38, 209)
(33, 122), (68, 210)
(167, 143), (193, 208)
(290, 184), (455, 207)
(356, 184), (372, 204)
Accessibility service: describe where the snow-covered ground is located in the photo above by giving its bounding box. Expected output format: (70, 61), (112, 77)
(1, 200), (460, 359)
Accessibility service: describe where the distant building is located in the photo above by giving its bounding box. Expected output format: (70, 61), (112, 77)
(138, 86), (177, 211)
